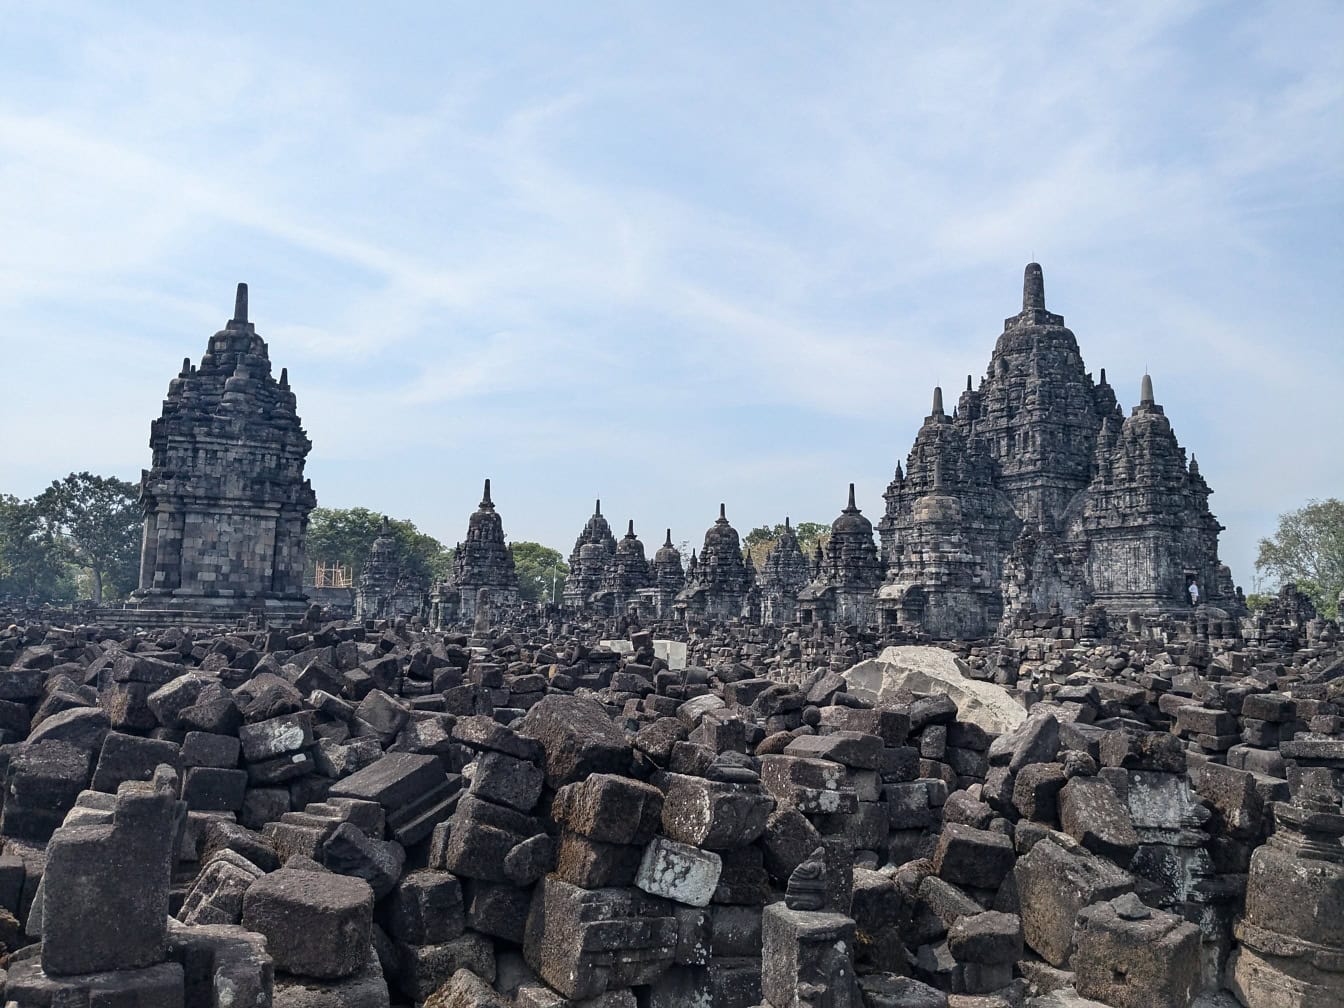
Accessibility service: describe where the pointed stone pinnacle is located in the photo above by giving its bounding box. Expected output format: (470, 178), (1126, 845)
(1023, 262), (1044, 310)
(232, 283), (248, 324)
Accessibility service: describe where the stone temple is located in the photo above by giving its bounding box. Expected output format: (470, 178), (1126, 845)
(876, 263), (1234, 638)
(549, 265), (1236, 636)
(132, 284), (315, 622)
(431, 479), (519, 625)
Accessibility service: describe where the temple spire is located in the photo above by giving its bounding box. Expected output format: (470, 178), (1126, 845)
(481, 478), (492, 507)
(846, 482), (857, 511)
(932, 386), (944, 416)
(1141, 373), (1155, 405)
(719, 502), (726, 521)
(278, 367), (289, 389)
(664, 528), (673, 547)
(232, 283), (248, 325)
(626, 519), (635, 537)
(966, 374), (972, 391)
(1023, 262), (1045, 310)
(784, 516), (791, 531)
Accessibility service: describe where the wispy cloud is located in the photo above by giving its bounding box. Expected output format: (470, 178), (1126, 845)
(0, 0), (1340, 584)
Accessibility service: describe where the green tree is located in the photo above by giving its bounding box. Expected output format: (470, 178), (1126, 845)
(1255, 498), (1344, 620)
(743, 521), (830, 566)
(34, 472), (140, 604)
(510, 542), (568, 604)
(0, 494), (77, 602)
(306, 507), (452, 586)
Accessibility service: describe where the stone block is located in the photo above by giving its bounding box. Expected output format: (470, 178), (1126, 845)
(1014, 835), (1132, 967)
(91, 732), (182, 793)
(932, 823), (1014, 890)
(468, 749), (543, 811)
(241, 868), (373, 979)
(516, 694), (632, 787)
(635, 836), (723, 907)
(659, 772), (774, 849)
(383, 870), (464, 944)
(761, 902), (860, 1008)
(551, 772), (664, 844)
(41, 775), (179, 976)
(1071, 893), (1201, 1008)
(1058, 775), (1139, 864)
(523, 877), (677, 999)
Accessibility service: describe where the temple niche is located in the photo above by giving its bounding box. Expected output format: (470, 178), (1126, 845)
(879, 264), (1235, 639)
(433, 479), (519, 625)
(798, 486), (883, 628)
(133, 284), (315, 621)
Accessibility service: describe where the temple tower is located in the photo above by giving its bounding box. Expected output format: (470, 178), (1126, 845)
(675, 504), (752, 621)
(799, 486), (883, 628)
(354, 516), (427, 621)
(563, 500), (616, 611)
(759, 518), (810, 625)
(133, 284), (315, 621)
(446, 479), (519, 621)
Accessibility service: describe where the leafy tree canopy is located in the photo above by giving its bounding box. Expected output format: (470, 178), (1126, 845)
(743, 521), (830, 566)
(1255, 498), (1344, 620)
(33, 472), (140, 604)
(0, 494), (77, 603)
(511, 541), (568, 604)
(307, 508), (452, 586)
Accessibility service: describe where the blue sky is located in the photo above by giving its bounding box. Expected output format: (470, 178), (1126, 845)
(1, 1), (1340, 589)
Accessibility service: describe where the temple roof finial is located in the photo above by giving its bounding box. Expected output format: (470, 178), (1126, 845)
(784, 516), (791, 531)
(595, 498), (601, 515)
(1023, 262), (1045, 310)
(719, 502), (726, 521)
(966, 374), (972, 391)
(932, 386), (944, 415)
(664, 528), (673, 547)
(232, 282), (248, 325)
(1141, 372), (1155, 405)
(481, 478), (492, 507)
(847, 482), (857, 511)
(1099, 367), (1107, 385)
(627, 519), (635, 537)
(279, 367), (289, 389)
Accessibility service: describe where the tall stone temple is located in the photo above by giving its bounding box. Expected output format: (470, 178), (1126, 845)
(432, 479), (519, 624)
(876, 263), (1233, 638)
(133, 284), (315, 621)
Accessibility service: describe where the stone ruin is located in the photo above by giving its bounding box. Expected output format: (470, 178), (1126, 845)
(545, 265), (1238, 638)
(4, 261), (1338, 1007)
(131, 284), (316, 626)
(430, 480), (520, 628)
(357, 518), (430, 623)
(0, 592), (1340, 1007)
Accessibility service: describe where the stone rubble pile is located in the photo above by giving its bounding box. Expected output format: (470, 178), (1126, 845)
(0, 600), (1338, 1008)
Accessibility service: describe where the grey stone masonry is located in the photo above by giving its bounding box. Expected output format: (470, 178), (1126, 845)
(564, 500), (617, 610)
(436, 479), (519, 624)
(133, 283), (315, 621)
(799, 485), (883, 630)
(675, 504), (754, 623)
(760, 518), (811, 626)
(355, 516), (427, 621)
(879, 264), (1235, 639)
